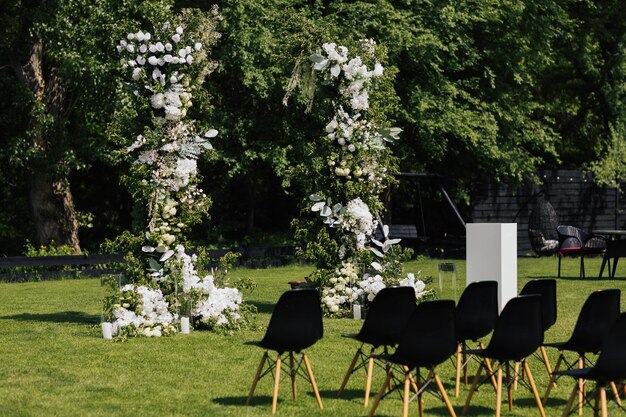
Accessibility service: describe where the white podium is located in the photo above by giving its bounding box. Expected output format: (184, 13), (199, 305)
(466, 223), (517, 312)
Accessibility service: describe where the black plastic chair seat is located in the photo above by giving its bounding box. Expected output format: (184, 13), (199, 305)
(550, 312), (626, 416)
(346, 286), (417, 347)
(388, 300), (457, 369)
(544, 289), (620, 355)
(256, 288), (323, 354)
(475, 295), (543, 362)
(455, 281), (499, 342)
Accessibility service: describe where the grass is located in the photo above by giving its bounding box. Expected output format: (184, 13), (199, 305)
(1, 255), (625, 416)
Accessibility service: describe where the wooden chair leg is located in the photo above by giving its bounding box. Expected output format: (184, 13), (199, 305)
(600, 385), (608, 417)
(543, 353), (564, 405)
(610, 381), (622, 406)
(402, 371), (411, 417)
(562, 383), (579, 417)
(302, 353), (323, 409)
(404, 365), (419, 393)
(247, 351), (268, 405)
(578, 356), (584, 416)
(495, 366), (503, 417)
(368, 368), (393, 417)
(463, 360), (484, 415)
(272, 354), (282, 414)
(480, 342), (498, 391)
(539, 346), (553, 381)
(513, 361), (519, 391)
(364, 351), (375, 407)
(455, 342), (463, 397)
(338, 347), (361, 397)
(434, 370), (458, 417)
(289, 352), (297, 400)
(523, 360), (547, 417)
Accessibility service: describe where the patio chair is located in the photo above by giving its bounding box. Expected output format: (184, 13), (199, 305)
(552, 312), (626, 417)
(454, 281), (499, 397)
(542, 289), (621, 410)
(368, 300), (458, 417)
(557, 225), (607, 278)
(337, 286), (416, 406)
(246, 288), (324, 414)
(528, 197), (559, 256)
(462, 295), (546, 417)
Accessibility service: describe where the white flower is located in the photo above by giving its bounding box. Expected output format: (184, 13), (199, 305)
(348, 144), (356, 152)
(144, 32), (151, 41)
(136, 31), (145, 42)
(139, 44), (147, 53)
(156, 42), (164, 52)
(194, 43), (202, 51)
(186, 55), (193, 64)
(178, 48), (187, 58)
(172, 34), (181, 43)
(165, 43), (173, 51)
(149, 44), (157, 53)
(151, 93), (165, 109)
(176, 26), (184, 34)
(372, 62), (384, 77)
(127, 33), (134, 40)
(132, 67), (142, 80)
(148, 56), (158, 66)
(126, 44), (135, 53)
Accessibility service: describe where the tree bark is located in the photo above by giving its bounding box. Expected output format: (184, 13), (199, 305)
(14, 36), (81, 252)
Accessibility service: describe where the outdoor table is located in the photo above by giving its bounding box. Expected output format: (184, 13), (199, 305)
(593, 230), (626, 278)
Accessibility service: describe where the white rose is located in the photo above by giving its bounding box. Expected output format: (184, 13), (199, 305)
(165, 43), (172, 51)
(194, 43), (202, 51)
(148, 56), (158, 66)
(139, 44), (147, 53)
(172, 34), (181, 43)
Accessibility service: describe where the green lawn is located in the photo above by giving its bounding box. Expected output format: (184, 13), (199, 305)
(1, 256), (625, 416)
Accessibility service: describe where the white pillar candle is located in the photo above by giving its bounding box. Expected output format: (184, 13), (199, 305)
(180, 317), (190, 334)
(353, 304), (361, 320)
(101, 322), (113, 339)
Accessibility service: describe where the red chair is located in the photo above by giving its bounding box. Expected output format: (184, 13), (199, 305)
(556, 225), (606, 278)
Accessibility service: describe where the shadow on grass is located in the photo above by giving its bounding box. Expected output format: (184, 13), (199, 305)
(529, 275), (626, 281)
(249, 301), (276, 314)
(213, 395), (253, 406)
(319, 388), (363, 401)
(0, 311), (99, 324)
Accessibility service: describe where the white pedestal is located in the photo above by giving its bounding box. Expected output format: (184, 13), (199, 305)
(466, 223), (517, 312)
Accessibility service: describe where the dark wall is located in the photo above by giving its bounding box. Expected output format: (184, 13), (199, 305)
(471, 170), (626, 256)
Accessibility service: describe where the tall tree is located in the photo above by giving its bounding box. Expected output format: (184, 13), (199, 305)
(0, 0), (174, 252)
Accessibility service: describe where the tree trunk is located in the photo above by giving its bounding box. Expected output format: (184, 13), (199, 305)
(29, 176), (81, 251)
(13, 36), (81, 252)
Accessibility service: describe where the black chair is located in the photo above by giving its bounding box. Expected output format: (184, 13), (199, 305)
(553, 312), (626, 417)
(462, 295), (546, 417)
(246, 288), (324, 414)
(542, 289), (621, 408)
(557, 225), (607, 278)
(368, 300), (458, 417)
(599, 239), (626, 278)
(337, 286), (416, 406)
(518, 279), (557, 381)
(454, 281), (499, 397)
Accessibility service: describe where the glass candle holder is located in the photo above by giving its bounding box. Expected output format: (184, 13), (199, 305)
(438, 262), (457, 299)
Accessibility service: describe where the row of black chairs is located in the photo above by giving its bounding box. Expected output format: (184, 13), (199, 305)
(246, 283), (625, 416)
